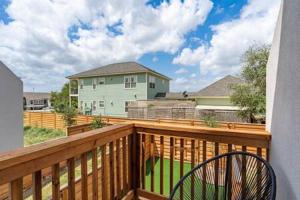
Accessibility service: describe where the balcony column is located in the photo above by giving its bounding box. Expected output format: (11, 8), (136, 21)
(267, 0), (300, 199)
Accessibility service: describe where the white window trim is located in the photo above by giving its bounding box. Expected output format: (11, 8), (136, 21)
(124, 75), (137, 89)
(99, 100), (105, 108)
(149, 75), (156, 89)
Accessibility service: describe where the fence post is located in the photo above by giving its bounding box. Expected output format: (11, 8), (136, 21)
(54, 113), (57, 129)
(40, 112), (43, 128)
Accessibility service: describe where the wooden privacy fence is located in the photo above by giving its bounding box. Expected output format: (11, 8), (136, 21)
(24, 111), (265, 132)
(0, 120), (270, 200)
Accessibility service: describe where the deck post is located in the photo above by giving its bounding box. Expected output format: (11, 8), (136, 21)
(131, 128), (141, 199)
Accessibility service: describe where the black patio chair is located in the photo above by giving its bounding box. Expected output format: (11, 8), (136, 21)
(169, 151), (276, 200)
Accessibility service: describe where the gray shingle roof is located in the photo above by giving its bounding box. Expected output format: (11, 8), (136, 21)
(23, 92), (51, 100)
(67, 61), (171, 80)
(195, 75), (243, 97)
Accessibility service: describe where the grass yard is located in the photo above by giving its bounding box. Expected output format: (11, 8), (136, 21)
(145, 157), (224, 198)
(24, 126), (66, 146)
(145, 157), (192, 196)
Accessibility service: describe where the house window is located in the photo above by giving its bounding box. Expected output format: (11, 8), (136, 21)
(125, 101), (133, 112)
(149, 75), (155, 89)
(124, 75), (137, 89)
(80, 80), (84, 89)
(99, 100), (105, 108)
(80, 101), (83, 111)
(92, 101), (96, 111)
(98, 77), (105, 85)
(93, 78), (97, 89)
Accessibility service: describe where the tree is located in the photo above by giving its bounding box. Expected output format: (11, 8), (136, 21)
(50, 83), (77, 113)
(62, 106), (77, 126)
(230, 45), (270, 123)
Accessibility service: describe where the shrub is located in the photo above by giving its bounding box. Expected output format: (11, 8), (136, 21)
(90, 116), (104, 129)
(63, 106), (77, 126)
(202, 113), (219, 128)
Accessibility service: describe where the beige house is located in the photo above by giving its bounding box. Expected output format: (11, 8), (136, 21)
(192, 75), (242, 111)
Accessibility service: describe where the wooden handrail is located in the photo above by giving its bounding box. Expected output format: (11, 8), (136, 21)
(0, 124), (133, 185)
(0, 122), (271, 199)
(134, 123), (270, 148)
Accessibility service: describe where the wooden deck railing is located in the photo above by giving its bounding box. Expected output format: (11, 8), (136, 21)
(0, 122), (270, 200)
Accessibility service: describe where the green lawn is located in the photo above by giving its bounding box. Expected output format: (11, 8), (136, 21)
(145, 157), (192, 196)
(145, 157), (224, 199)
(24, 126), (66, 146)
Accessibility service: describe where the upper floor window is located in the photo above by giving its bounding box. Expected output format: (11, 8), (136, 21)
(80, 80), (84, 89)
(98, 77), (105, 85)
(99, 100), (105, 108)
(124, 75), (137, 89)
(93, 78), (97, 89)
(149, 75), (155, 89)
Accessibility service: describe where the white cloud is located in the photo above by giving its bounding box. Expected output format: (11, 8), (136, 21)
(173, 0), (280, 77)
(152, 56), (158, 62)
(0, 0), (213, 91)
(175, 68), (188, 74)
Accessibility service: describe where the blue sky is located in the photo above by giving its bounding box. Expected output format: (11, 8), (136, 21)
(0, 0), (280, 92)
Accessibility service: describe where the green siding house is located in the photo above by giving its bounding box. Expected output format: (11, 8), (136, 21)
(67, 62), (171, 117)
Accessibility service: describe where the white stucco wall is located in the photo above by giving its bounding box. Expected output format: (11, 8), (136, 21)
(0, 61), (23, 152)
(267, 0), (300, 199)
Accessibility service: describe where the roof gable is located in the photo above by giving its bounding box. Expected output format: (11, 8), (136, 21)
(196, 75), (243, 97)
(67, 61), (171, 80)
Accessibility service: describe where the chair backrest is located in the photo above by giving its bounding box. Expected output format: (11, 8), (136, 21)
(169, 151), (276, 200)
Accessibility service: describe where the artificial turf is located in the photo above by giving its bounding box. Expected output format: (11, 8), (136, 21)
(145, 157), (192, 196)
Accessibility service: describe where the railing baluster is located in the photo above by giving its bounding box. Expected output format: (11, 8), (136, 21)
(214, 142), (219, 200)
(10, 178), (23, 200)
(92, 148), (98, 200)
(109, 142), (115, 200)
(227, 144), (233, 200)
(32, 170), (42, 200)
(150, 135), (155, 192)
(81, 153), (88, 200)
(257, 147), (262, 199)
(122, 136), (128, 193)
(101, 145), (107, 200)
(191, 140), (195, 200)
(180, 138), (184, 200)
(241, 146), (247, 199)
(52, 163), (60, 200)
(160, 136), (164, 195)
(116, 139), (121, 199)
(67, 158), (75, 200)
(141, 134), (146, 190)
(128, 135), (133, 190)
(170, 137), (174, 194)
(202, 141), (207, 200)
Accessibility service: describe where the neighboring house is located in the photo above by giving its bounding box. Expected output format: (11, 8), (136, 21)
(0, 61), (23, 152)
(192, 75), (243, 110)
(23, 92), (51, 110)
(67, 62), (171, 117)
